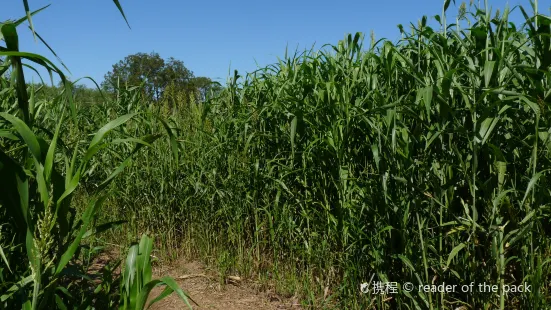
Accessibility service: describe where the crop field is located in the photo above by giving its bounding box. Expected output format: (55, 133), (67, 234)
(1, 0), (550, 309)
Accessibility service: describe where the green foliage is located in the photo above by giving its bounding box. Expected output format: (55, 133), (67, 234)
(119, 234), (192, 310)
(100, 1), (551, 309)
(190, 76), (223, 102)
(29, 83), (106, 107)
(103, 52), (217, 104)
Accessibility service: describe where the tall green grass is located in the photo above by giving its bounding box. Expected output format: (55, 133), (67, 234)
(99, 1), (551, 309)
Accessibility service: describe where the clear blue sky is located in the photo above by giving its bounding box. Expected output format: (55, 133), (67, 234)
(3, 0), (542, 88)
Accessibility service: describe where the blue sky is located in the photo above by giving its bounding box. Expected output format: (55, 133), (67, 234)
(2, 0), (543, 87)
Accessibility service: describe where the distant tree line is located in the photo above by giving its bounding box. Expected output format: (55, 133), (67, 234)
(29, 82), (106, 107)
(102, 52), (222, 103)
(22, 52), (222, 107)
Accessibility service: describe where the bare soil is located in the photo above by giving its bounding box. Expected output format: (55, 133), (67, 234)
(148, 259), (302, 310)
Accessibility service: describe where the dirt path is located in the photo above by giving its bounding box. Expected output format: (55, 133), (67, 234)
(148, 260), (302, 310)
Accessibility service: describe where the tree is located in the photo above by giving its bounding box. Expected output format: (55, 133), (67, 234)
(190, 76), (223, 101)
(102, 52), (195, 102)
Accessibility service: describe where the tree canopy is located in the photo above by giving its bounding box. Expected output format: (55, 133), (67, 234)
(103, 52), (205, 102)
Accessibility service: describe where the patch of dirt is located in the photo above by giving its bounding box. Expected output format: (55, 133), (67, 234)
(86, 248), (122, 284)
(148, 260), (302, 310)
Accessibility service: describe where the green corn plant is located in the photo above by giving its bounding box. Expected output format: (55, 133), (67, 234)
(0, 59), (154, 310)
(119, 234), (193, 310)
(0, 3), (186, 309)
